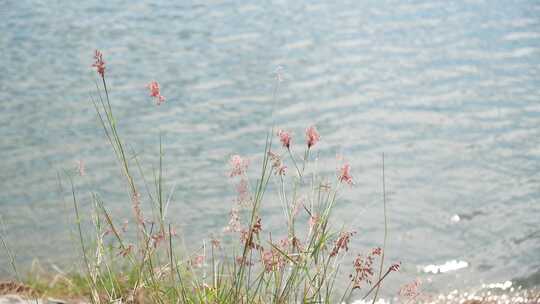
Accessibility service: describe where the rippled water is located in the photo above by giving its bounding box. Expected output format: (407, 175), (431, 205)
(1, 0), (539, 298)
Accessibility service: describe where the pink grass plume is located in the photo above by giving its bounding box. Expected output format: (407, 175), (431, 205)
(305, 125), (320, 148)
(277, 129), (292, 149)
(229, 154), (249, 177)
(92, 50), (105, 77)
(147, 80), (166, 105)
(192, 255), (205, 268)
(399, 278), (421, 300)
(338, 163), (353, 185)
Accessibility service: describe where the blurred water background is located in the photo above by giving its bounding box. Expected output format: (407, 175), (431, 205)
(1, 0), (540, 299)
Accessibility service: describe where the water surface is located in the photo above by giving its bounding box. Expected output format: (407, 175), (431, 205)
(1, 0), (539, 297)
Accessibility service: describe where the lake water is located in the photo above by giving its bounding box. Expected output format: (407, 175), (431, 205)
(1, 0), (539, 299)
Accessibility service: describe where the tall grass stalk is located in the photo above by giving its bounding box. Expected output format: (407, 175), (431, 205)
(0, 216), (21, 282)
(372, 153), (388, 303)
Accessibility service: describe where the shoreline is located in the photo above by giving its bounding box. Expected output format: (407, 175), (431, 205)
(1, 280), (539, 304)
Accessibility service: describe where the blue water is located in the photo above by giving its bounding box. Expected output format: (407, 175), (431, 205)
(1, 0), (539, 298)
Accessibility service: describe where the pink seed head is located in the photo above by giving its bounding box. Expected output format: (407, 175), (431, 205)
(279, 237), (290, 249)
(235, 178), (251, 205)
(305, 125), (320, 148)
(338, 163), (353, 185)
(399, 278), (421, 299)
(192, 255), (205, 268)
(389, 262), (401, 272)
(268, 151), (286, 176)
(147, 80), (165, 105)
(151, 232), (165, 248)
(118, 244), (133, 257)
(229, 155), (248, 177)
(92, 50), (105, 77)
(349, 247), (387, 290)
(223, 208), (242, 233)
(330, 231), (356, 257)
(211, 237), (221, 248)
(277, 129), (292, 149)
(262, 248), (284, 272)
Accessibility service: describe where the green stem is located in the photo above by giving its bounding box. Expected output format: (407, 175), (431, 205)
(371, 153), (388, 304)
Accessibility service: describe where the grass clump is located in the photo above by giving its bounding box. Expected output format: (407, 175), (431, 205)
(1, 50), (401, 304)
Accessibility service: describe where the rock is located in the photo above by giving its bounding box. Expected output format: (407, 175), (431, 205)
(0, 282), (33, 295)
(0, 294), (43, 304)
(0, 295), (83, 304)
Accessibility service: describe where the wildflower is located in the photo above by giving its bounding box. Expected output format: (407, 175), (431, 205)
(118, 244), (134, 257)
(262, 250), (275, 272)
(350, 248), (381, 289)
(399, 279), (421, 300)
(92, 50), (105, 77)
(192, 255), (205, 268)
(146, 81), (165, 105)
(338, 163), (353, 185)
(389, 262), (401, 272)
(76, 159), (85, 176)
(351, 255), (374, 289)
(252, 216), (263, 235)
(223, 208), (242, 233)
(240, 229), (252, 248)
(240, 217), (262, 250)
(229, 155), (249, 177)
(132, 191), (145, 227)
(261, 248), (284, 272)
(211, 237), (221, 248)
(305, 125), (320, 148)
(279, 237), (290, 249)
(330, 231), (356, 257)
(268, 151), (287, 176)
(235, 178), (251, 205)
(291, 236), (303, 252)
(277, 129), (291, 149)
(151, 232), (165, 248)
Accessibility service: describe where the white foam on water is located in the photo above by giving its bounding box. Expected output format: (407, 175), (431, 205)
(420, 260), (469, 274)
